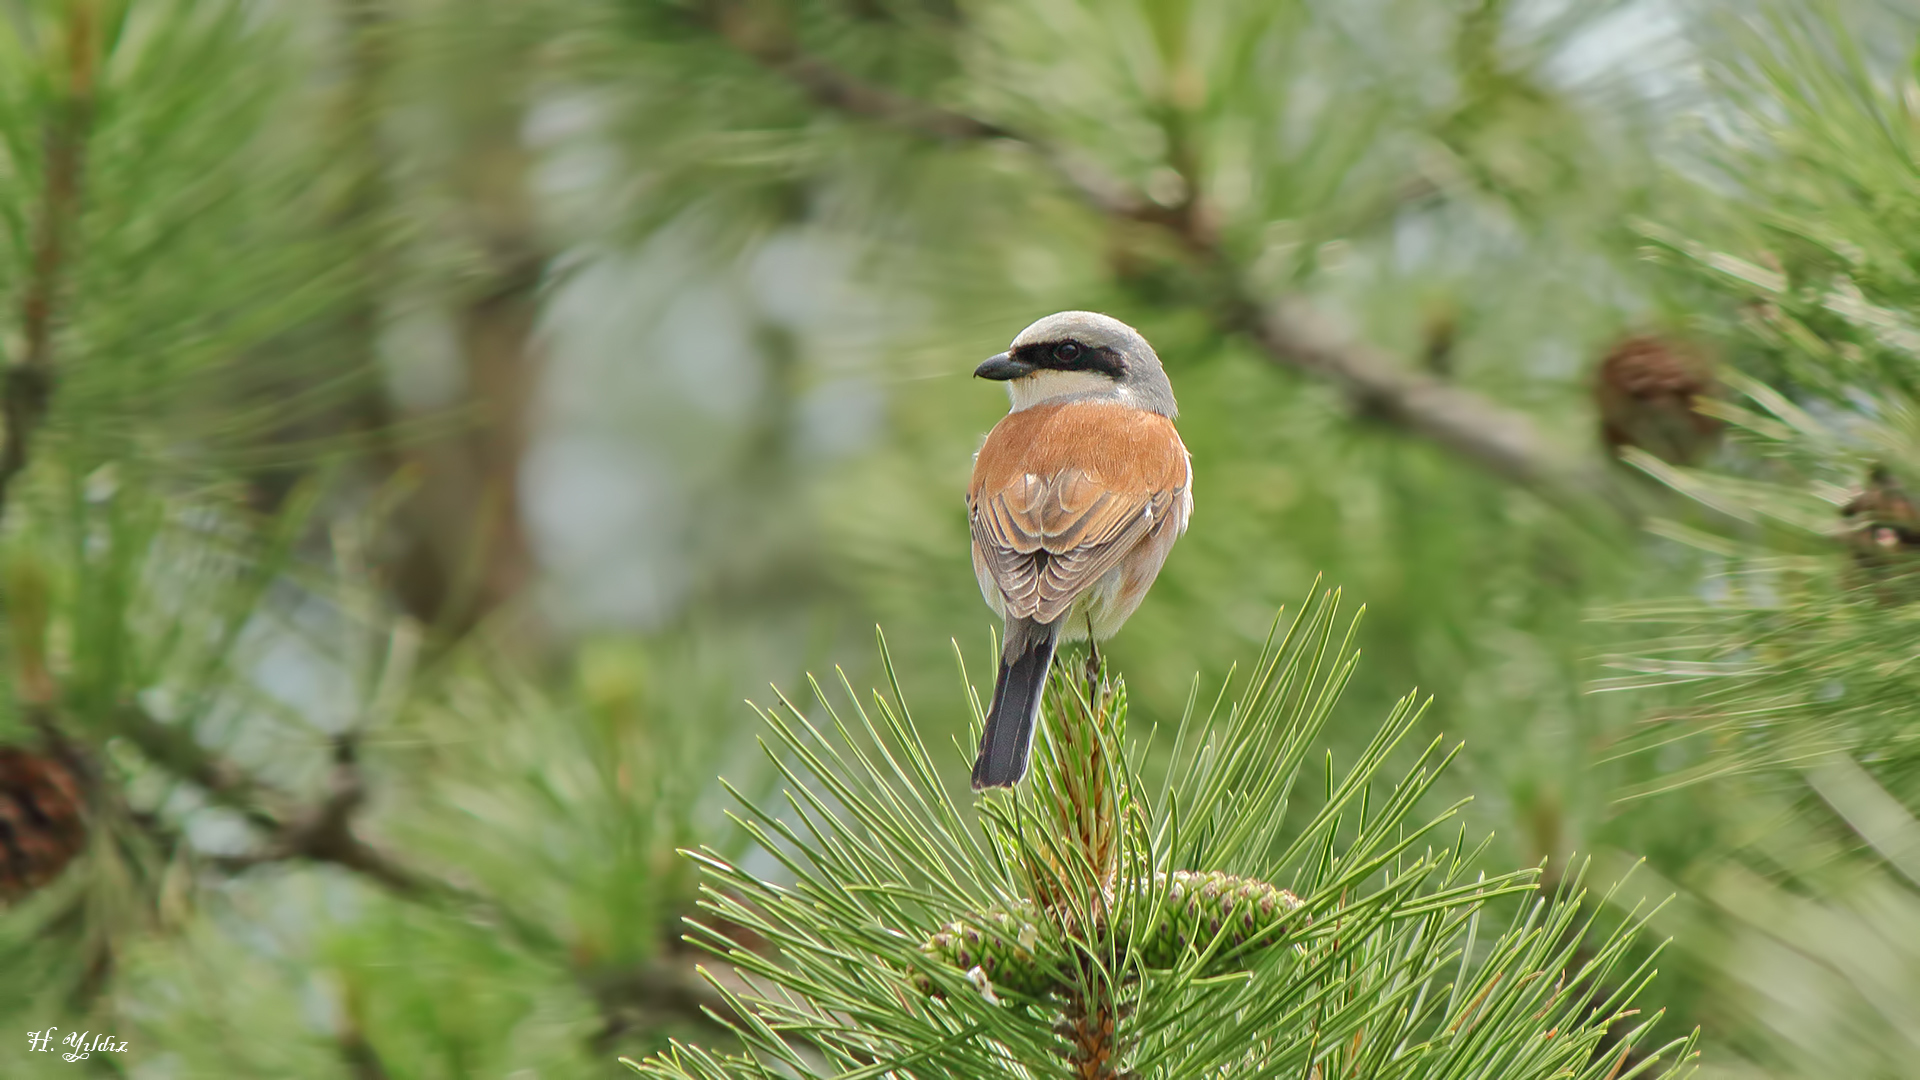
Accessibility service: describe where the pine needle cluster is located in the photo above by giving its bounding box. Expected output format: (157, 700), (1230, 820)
(1594, 12), (1920, 1076)
(1609, 8), (1920, 800)
(631, 592), (1695, 1079)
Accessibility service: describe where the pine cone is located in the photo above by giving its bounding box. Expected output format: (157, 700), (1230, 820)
(1842, 465), (1920, 552)
(1594, 335), (1723, 466)
(916, 903), (1056, 998)
(0, 745), (87, 901)
(1841, 466), (1920, 600)
(912, 872), (1304, 999)
(1132, 871), (1303, 972)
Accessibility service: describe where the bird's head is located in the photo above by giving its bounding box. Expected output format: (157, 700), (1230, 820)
(975, 311), (1177, 418)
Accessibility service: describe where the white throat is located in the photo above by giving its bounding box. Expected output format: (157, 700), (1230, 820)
(1007, 370), (1126, 412)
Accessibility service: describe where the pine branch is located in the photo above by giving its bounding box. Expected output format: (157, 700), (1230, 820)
(722, 32), (1009, 143)
(205, 735), (429, 897)
(337, 1028), (392, 1080)
(336, 974), (394, 1080)
(1234, 295), (1630, 516)
(585, 954), (740, 1047)
(107, 708), (452, 902)
(110, 705), (291, 831)
(1040, 668), (1125, 1079)
(708, 22), (1633, 519)
(114, 714), (424, 895)
(113, 707), (738, 1035)
(0, 0), (96, 525)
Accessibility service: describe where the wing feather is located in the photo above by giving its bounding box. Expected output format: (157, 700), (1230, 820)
(968, 403), (1188, 625)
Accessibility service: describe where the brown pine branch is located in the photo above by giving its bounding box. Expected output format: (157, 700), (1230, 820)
(107, 709), (460, 904)
(111, 704), (292, 831)
(1233, 294), (1630, 515)
(116, 709), (735, 1037)
(0, 0), (97, 524)
(708, 21), (1635, 519)
(336, 973), (394, 1080)
(337, 1032), (392, 1080)
(584, 954), (740, 1048)
(1031, 666), (1129, 1079)
(1058, 989), (1128, 1080)
(205, 735), (429, 897)
(707, 2), (1009, 143)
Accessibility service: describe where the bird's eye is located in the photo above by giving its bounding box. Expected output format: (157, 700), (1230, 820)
(1053, 342), (1082, 363)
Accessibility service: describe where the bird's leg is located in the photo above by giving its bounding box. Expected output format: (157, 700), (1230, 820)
(1084, 613), (1100, 697)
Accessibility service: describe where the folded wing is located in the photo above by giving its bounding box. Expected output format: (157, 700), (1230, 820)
(969, 403), (1189, 624)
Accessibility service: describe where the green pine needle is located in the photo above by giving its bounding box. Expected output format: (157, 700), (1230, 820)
(629, 589), (1697, 1079)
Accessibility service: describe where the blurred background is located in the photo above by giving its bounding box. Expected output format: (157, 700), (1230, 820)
(2, 0), (1918, 1075)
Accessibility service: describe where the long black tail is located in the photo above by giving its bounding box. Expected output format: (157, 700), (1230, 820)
(972, 616), (1060, 789)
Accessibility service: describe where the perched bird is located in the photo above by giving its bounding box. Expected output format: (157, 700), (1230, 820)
(1594, 334), (1723, 467)
(967, 312), (1192, 789)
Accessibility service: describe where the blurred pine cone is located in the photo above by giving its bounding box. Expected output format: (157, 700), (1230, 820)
(0, 745), (87, 901)
(1842, 464), (1920, 565)
(1595, 334), (1723, 466)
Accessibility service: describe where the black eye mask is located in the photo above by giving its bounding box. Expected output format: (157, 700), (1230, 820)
(1013, 340), (1126, 378)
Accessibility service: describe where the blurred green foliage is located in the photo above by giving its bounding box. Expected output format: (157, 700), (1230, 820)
(0, 0), (1915, 1076)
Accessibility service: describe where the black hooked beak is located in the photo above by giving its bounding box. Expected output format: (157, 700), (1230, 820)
(974, 352), (1035, 381)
